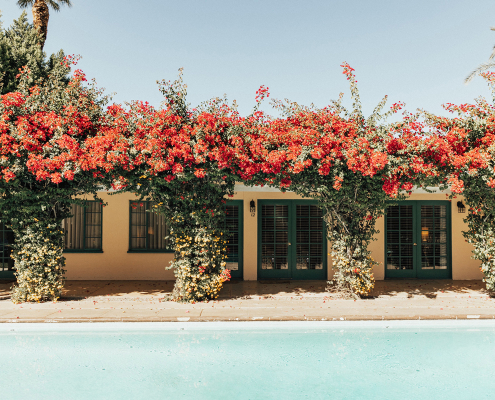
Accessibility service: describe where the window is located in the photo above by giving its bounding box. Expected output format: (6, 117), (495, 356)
(63, 201), (103, 252)
(129, 201), (172, 252)
(0, 221), (15, 275)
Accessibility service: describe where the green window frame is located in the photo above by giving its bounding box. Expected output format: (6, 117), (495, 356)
(257, 200), (327, 280)
(128, 201), (173, 253)
(0, 221), (15, 279)
(225, 200), (243, 280)
(385, 200), (452, 279)
(63, 201), (103, 253)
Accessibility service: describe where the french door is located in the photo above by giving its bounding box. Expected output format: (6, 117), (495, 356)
(0, 221), (15, 279)
(385, 201), (451, 279)
(225, 200), (243, 279)
(258, 200), (327, 280)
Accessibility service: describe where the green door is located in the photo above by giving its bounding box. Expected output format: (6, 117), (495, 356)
(258, 200), (326, 280)
(225, 200), (243, 280)
(385, 201), (451, 279)
(0, 221), (15, 280)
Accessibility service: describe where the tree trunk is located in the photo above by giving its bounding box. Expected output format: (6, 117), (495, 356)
(32, 0), (49, 50)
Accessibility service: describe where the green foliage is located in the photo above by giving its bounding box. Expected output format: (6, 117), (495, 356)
(109, 71), (237, 302)
(147, 179), (233, 302)
(465, 27), (495, 84)
(0, 11), (68, 94)
(461, 178), (495, 291)
(253, 64), (415, 297)
(9, 200), (67, 302)
(0, 59), (107, 303)
(288, 158), (393, 297)
(422, 71), (495, 293)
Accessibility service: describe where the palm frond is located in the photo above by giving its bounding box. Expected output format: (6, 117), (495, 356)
(490, 45), (495, 61)
(47, 0), (73, 11)
(16, 0), (35, 8)
(17, 0), (72, 11)
(464, 61), (495, 84)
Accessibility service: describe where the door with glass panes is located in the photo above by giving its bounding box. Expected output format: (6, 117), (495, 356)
(225, 200), (243, 279)
(258, 200), (326, 280)
(0, 221), (15, 279)
(385, 201), (451, 279)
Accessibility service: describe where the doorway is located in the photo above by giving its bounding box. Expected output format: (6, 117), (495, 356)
(258, 200), (327, 280)
(385, 201), (452, 279)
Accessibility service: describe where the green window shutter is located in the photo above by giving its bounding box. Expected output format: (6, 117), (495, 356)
(386, 204), (414, 272)
(295, 204), (324, 271)
(258, 200), (326, 280)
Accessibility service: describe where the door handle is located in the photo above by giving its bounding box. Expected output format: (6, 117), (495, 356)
(414, 243), (417, 246)
(288, 243), (291, 246)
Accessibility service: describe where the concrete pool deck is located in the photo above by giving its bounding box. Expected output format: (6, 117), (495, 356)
(0, 279), (494, 322)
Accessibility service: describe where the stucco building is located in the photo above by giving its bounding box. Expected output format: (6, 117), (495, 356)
(0, 185), (482, 281)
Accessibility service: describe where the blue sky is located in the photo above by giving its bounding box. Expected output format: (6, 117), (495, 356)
(1, 0), (495, 117)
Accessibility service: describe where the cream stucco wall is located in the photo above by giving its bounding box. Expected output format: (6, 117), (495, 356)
(65, 192), (175, 280)
(64, 188), (481, 281)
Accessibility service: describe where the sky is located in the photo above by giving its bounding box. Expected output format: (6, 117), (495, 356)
(1, 0), (495, 117)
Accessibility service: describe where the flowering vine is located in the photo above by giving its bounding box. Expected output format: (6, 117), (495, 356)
(241, 63), (424, 297)
(422, 71), (495, 291)
(0, 58), (108, 302)
(93, 70), (258, 301)
(4, 57), (495, 303)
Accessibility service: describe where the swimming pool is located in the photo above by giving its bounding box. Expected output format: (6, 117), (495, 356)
(1, 321), (494, 399)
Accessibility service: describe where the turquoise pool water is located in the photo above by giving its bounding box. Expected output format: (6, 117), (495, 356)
(1, 321), (495, 399)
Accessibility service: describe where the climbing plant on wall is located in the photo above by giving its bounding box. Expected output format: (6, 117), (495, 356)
(422, 71), (495, 292)
(0, 57), (108, 302)
(94, 70), (262, 302)
(6, 57), (495, 303)
(241, 64), (428, 297)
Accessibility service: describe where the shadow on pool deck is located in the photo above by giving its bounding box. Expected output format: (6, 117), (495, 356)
(1, 279), (494, 322)
(0, 279), (490, 301)
(370, 280), (491, 299)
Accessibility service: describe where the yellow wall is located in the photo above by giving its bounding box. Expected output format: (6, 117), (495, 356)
(65, 189), (481, 281)
(65, 192), (175, 280)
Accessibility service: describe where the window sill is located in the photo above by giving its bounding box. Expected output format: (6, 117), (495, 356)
(64, 250), (104, 254)
(127, 250), (174, 254)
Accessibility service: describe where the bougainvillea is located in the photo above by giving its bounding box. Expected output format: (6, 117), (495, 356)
(6, 56), (495, 303)
(92, 70), (256, 302)
(0, 58), (107, 302)
(241, 63), (425, 297)
(422, 71), (495, 291)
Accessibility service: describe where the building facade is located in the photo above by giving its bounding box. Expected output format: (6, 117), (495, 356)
(0, 185), (483, 281)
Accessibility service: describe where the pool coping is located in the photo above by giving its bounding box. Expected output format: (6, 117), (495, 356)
(2, 319), (495, 331)
(1, 311), (495, 323)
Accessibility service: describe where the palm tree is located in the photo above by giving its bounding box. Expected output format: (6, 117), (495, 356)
(465, 27), (495, 83)
(16, 0), (72, 50)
